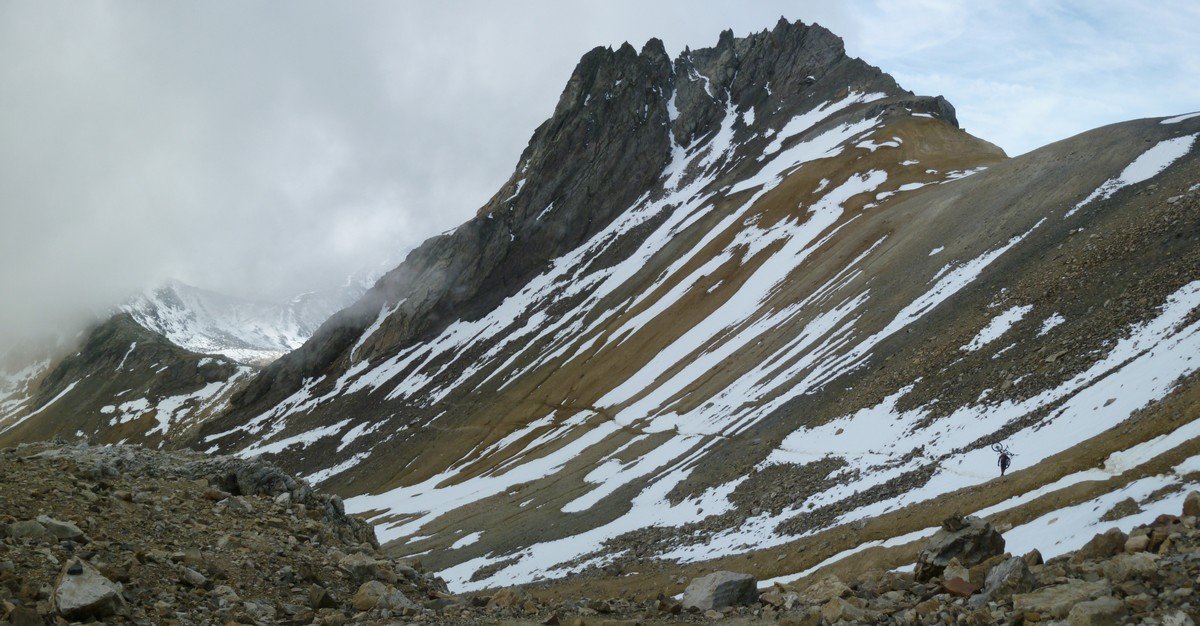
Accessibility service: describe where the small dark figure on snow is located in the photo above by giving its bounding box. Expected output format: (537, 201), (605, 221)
(993, 443), (1014, 476)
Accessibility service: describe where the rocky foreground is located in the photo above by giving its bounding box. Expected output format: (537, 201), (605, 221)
(0, 442), (447, 625)
(4, 442), (1200, 625)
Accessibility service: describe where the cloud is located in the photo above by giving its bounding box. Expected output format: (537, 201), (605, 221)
(0, 0), (1195, 347)
(846, 0), (1200, 155)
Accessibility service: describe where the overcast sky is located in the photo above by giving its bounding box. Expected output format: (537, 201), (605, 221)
(1, 0), (1197, 344)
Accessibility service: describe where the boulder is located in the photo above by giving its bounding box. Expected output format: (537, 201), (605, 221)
(943, 557), (969, 582)
(1022, 549), (1044, 566)
(796, 575), (851, 604)
(217, 496), (254, 514)
(1147, 514), (1182, 552)
(53, 558), (125, 620)
(1184, 491), (1200, 518)
(35, 515), (85, 541)
(242, 600), (277, 623)
(1067, 596), (1126, 626)
(309, 584), (338, 609)
(1163, 610), (1197, 626)
(351, 580), (386, 611)
(941, 577), (978, 597)
(821, 597), (870, 623)
(1100, 552), (1158, 583)
(9, 520), (47, 541)
(351, 580), (416, 611)
(1013, 579), (1112, 619)
(914, 515), (1005, 581)
(681, 571), (757, 611)
(1125, 532), (1151, 553)
(179, 566), (207, 588)
(966, 552), (1008, 586)
(211, 585), (239, 602)
(969, 556), (1035, 608)
(1099, 497), (1141, 522)
(1071, 528), (1126, 562)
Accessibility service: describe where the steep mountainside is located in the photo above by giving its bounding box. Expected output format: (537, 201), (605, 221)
(0, 275), (375, 448)
(194, 20), (1200, 593)
(0, 314), (253, 448)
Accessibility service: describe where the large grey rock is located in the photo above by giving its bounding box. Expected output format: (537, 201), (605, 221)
(9, 519), (47, 541)
(969, 556), (1035, 608)
(180, 566), (208, 588)
(36, 514), (84, 541)
(1013, 579), (1112, 619)
(1184, 491), (1200, 517)
(191, 457), (311, 501)
(242, 600), (277, 623)
(914, 515), (1005, 581)
(54, 558), (125, 620)
(681, 571), (758, 611)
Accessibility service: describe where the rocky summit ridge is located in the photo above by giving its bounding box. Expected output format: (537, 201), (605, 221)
(218, 17), (964, 419)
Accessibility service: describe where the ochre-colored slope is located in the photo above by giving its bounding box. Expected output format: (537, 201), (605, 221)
(181, 20), (1200, 594)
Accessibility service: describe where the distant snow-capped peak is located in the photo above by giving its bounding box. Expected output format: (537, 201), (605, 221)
(122, 275), (375, 365)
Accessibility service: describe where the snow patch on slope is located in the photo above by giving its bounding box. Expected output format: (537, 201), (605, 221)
(1067, 134), (1197, 217)
(961, 304), (1032, 352)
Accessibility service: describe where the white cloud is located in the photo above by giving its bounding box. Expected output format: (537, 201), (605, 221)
(848, 0), (1200, 154)
(0, 0), (1195, 347)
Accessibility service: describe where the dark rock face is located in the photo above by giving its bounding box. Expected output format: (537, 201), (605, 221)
(223, 38), (680, 416)
(914, 516), (1006, 581)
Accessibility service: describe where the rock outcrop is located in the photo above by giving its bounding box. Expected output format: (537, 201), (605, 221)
(681, 571), (758, 611)
(914, 515), (1006, 581)
(52, 558), (126, 621)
